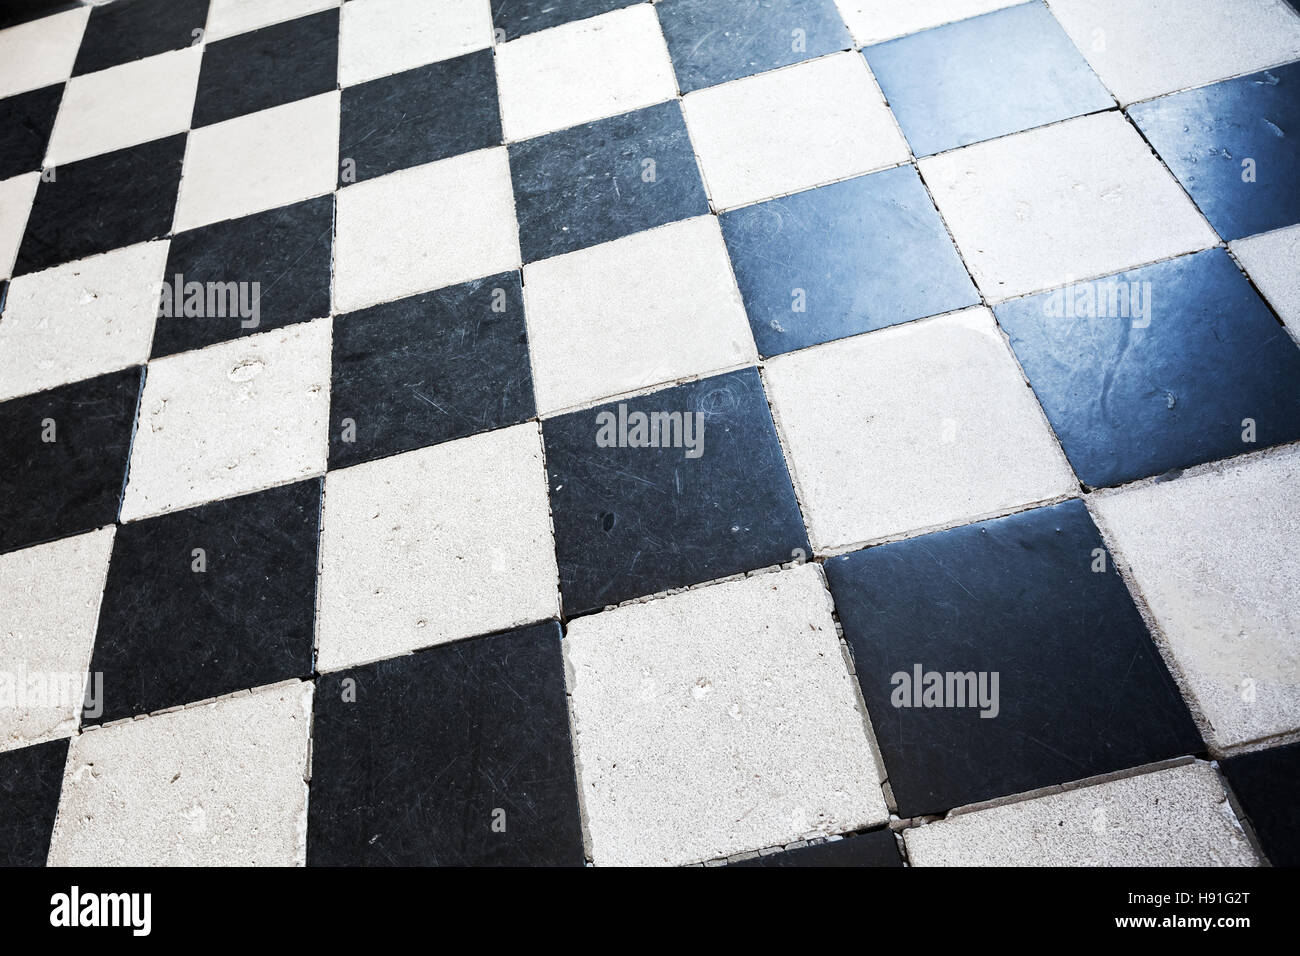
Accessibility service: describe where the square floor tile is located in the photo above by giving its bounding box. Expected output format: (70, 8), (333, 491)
(308, 622), (585, 866)
(1129, 62), (1300, 242)
(492, 0), (638, 40)
(731, 828), (903, 867)
(833, 0), (1019, 45)
(919, 112), (1218, 301)
(87, 481), (320, 725)
(0, 528), (114, 751)
(826, 499), (1204, 817)
(0, 6), (88, 99)
(329, 273), (535, 468)
(316, 424), (560, 672)
(120, 319), (331, 521)
(1093, 448), (1300, 749)
(173, 92), (339, 232)
(339, 50), (500, 185)
(764, 308), (1076, 551)
(0, 738), (67, 866)
(565, 565), (888, 866)
(508, 100), (709, 262)
(47, 683), (312, 866)
(0, 84), (63, 179)
(523, 216), (755, 415)
(720, 165), (978, 356)
(1223, 742), (1300, 867)
(1232, 224), (1300, 334)
(0, 241), (168, 401)
(339, 0), (493, 86)
(0, 171), (39, 279)
(72, 0), (209, 77)
(657, 0), (852, 93)
(14, 134), (185, 277)
(0, 368), (141, 554)
(206, 0), (340, 42)
(0, 0), (81, 31)
(994, 249), (1300, 487)
(542, 367), (809, 614)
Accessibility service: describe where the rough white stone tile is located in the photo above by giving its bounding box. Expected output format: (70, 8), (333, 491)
(316, 423), (560, 672)
(120, 319), (332, 521)
(339, 0), (493, 86)
(834, 0), (1021, 45)
(0, 241), (168, 401)
(564, 564), (889, 866)
(1231, 225), (1300, 341)
(1092, 448), (1300, 750)
(764, 308), (1077, 552)
(919, 112), (1218, 301)
(0, 6), (89, 99)
(0, 171), (40, 280)
(905, 762), (1259, 865)
(683, 52), (910, 211)
(333, 147), (520, 313)
(523, 216), (756, 414)
(47, 682), (314, 866)
(205, 0), (342, 41)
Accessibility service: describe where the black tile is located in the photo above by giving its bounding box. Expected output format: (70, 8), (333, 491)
(994, 249), (1300, 488)
(0, 84), (63, 180)
(1129, 61), (1300, 241)
(0, 739), (67, 866)
(492, 0), (639, 40)
(0, 0), (81, 31)
(192, 9), (339, 128)
(719, 166), (979, 357)
(542, 367), (809, 615)
(0, 368), (141, 555)
(0, 280), (7, 316)
(308, 621), (585, 866)
(13, 133), (186, 276)
(85, 481), (321, 725)
(1223, 742), (1300, 867)
(656, 0), (852, 93)
(730, 829), (903, 867)
(72, 0), (210, 76)
(151, 195), (334, 358)
(826, 499), (1204, 818)
(329, 273), (535, 469)
(508, 100), (709, 262)
(339, 51), (500, 185)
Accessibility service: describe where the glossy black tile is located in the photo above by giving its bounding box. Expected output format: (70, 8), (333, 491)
(151, 195), (334, 358)
(308, 621), (585, 866)
(0, 84), (63, 180)
(542, 367), (809, 615)
(0, 0), (81, 31)
(994, 249), (1300, 488)
(492, 0), (639, 40)
(85, 480), (321, 726)
(329, 273), (535, 469)
(0, 368), (141, 555)
(826, 500), (1204, 818)
(0, 739), (67, 866)
(13, 133), (186, 276)
(730, 828), (903, 867)
(720, 166), (979, 356)
(1129, 62), (1300, 241)
(72, 0), (210, 76)
(1223, 741), (1300, 867)
(508, 100), (709, 262)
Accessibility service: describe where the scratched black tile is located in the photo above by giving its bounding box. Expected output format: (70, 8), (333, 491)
(151, 195), (334, 358)
(0, 739), (67, 866)
(72, 0), (210, 76)
(1129, 62), (1300, 240)
(85, 480), (321, 725)
(308, 621), (585, 866)
(825, 500), (1204, 818)
(720, 166), (979, 356)
(192, 8), (339, 128)
(994, 249), (1300, 488)
(492, 0), (639, 40)
(339, 50), (500, 185)
(0, 84), (63, 180)
(0, 0), (80, 30)
(329, 273), (535, 468)
(1223, 742), (1300, 867)
(656, 0), (852, 93)
(0, 368), (141, 555)
(509, 100), (709, 262)
(730, 829), (903, 867)
(542, 367), (809, 615)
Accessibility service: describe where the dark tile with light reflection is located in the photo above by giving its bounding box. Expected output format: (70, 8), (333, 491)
(492, 0), (639, 40)
(0, 739), (68, 866)
(1223, 741), (1300, 867)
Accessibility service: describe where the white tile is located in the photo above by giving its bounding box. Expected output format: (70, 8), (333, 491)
(47, 683), (313, 866)
(0, 528), (115, 753)
(834, 0), (1021, 45)
(1231, 225), (1300, 341)
(0, 7), (89, 99)
(172, 91), (340, 232)
(0, 242), (168, 401)
(905, 762), (1259, 866)
(764, 308), (1077, 552)
(1092, 448), (1300, 750)
(334, 147), (520, 313)
(1048, 0), (1300, 105)
(206, 0), (341, 41)
(565, 564), (888, 866)
(524, 216), (756, 414)
(496, 5), (677, 141)
(682, 52), (910, 212)
(120, 319), (332, 521)
(919, 112), (1218, 301)
(339, 0), (493, 86)
(0, 171), (40, 280)
(316, 423), (560, 672)
(44, 47), (202, 167)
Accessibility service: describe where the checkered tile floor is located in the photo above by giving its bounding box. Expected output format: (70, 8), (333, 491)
(1, 0), (1298, 867)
